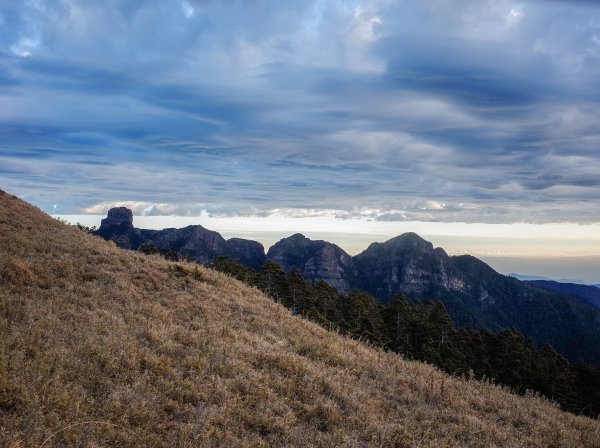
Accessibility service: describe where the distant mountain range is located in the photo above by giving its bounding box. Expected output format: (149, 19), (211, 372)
(524, 280), (600, 310)
(96, 207), (266, 268)
(509, 273), (593, 285)
(96, 207), (600, 364)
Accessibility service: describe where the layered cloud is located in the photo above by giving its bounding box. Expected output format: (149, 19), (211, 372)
(2, 0), (600, 223)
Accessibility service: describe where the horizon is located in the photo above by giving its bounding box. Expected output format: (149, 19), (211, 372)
(2, 1), (600, 282)
(56, 211), (600, 284)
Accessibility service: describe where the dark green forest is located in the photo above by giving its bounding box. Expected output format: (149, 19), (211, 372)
(211, 256), (600, 418)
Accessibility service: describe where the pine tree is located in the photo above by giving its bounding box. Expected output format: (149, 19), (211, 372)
(258, 261), (288, 304)
(286, 269), (312, 314)
(383, 293), (413, 354)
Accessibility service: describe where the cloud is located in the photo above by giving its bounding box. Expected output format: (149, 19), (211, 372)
(1, 0), (600, 224)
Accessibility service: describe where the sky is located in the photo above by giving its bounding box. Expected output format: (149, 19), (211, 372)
(1, 1), (600, 281)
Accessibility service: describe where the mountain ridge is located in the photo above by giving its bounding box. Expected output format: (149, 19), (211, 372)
(3, 191), (599, 445)
(95, 207), (600, 364)
(96, 206), (266, 268)
(510, 273), (593, 285)
(266, 233), (356, 295)
(525, 280), (600, 310)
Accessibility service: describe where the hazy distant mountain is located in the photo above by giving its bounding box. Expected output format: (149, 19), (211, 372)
(510, 273), (590, 285)
(526, 280), (600, 310)
(509, 273), (553, 282)
(556, 278), (590, 285)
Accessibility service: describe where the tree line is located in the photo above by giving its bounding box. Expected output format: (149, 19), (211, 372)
(212, 257), (600, 418)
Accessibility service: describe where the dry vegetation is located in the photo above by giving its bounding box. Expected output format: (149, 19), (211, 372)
(0, 190), (599, 447)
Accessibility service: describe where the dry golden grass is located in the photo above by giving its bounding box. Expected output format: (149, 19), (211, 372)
(0, 190), (599, 447)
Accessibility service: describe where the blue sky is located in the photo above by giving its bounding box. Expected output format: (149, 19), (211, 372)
(2, 1), (600, 279)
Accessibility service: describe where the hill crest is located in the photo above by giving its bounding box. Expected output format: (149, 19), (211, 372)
(2, 191), (600, 445)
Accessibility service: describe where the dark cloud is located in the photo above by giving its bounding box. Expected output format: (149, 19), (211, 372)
(381, 37), (557, 107)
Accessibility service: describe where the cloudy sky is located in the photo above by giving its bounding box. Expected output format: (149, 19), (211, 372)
(2, 1), (600, 280)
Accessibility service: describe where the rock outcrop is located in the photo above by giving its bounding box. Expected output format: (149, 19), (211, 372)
(149, 225), (229, 264)
(266, 233), (355, 294)
(227, 238), (266, 269)
(353, 232), (465, 302)
(96, 208), (263, 265)
(96, 207), (142, 249)
(101, 207), (134, 228)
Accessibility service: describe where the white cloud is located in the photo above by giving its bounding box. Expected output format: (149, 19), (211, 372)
(84, 201), (212, 216)
(10, 36), (40, 57)
(181, 1), (194, 19)
(506, 7), (523, 25)
(423, 201), (446, 210)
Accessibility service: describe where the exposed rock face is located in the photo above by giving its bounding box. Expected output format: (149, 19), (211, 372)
(351, 234), (590, 340)
(102, 207), (133, 227)
(227, 238), (266, 269)
(149, 225), (229, 265)
(96, 208), (263, 265)
(266, 234), (355, 294)
(96, 207), (142, 249)
(353, 233), (466, 303)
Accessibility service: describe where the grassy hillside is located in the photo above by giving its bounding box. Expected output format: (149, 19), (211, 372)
(0, 191), (599, 447)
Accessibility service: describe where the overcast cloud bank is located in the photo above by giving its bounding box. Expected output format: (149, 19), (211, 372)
(2, 0), (600, 225)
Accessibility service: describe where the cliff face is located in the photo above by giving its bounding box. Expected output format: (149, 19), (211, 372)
(149, 225), (230, 264)
(96, 207), (143, 249)
(227, 238), (266, 269)
(353, 233), (466, 303)
(91, 211), (512, 314)
(264, 232), (600, 364)
(266, 234), (355, 295)
(95, 208), (264, 265)
(351, 233), (532, 326)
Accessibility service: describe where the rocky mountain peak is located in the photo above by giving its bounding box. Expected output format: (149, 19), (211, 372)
(266, 233), (355, 294)
(385, 232), (434, 251)
(101, 207), (134, 228)
(283, 233), (311, 247)
(288, 233), (307, 240)
(94, 208), (269, 266)
(96, 207), (139, 249)
(354, 232), (457, 302)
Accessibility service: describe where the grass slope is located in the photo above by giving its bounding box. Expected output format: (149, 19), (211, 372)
(0, 191), (599, 447)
